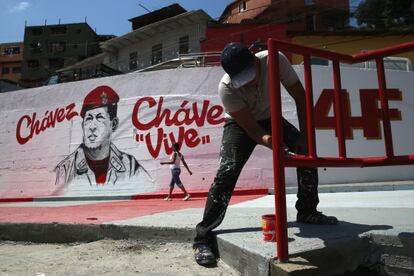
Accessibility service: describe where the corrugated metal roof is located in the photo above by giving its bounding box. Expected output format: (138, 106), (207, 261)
(100, 10), (212, 53)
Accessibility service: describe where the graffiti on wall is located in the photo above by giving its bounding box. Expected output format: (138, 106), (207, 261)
(16, 103), (78, 145)
(314, 89), (402, 139)
(13, 85), (225, 196)
(3, 66), (413, 198)
(132, 96), (224, 158)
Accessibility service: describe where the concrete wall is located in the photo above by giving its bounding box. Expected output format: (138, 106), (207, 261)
(1, 65), (413, 199)
(109, 23), (206, 73)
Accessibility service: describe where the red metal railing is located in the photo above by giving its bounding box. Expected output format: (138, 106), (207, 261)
(267, 39), (414, 263)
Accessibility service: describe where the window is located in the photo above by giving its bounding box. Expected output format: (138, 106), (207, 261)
(27, 60), (40, 69)
(1, 67), (10, 74)
(31, 28), (43, 36)
(129, 51), (138, 70)
(305, 0), (315, 5)
(179, 35), (189, 54)
(383, 57), (412, 71)
(48, 58), (64, 69)
(30, 42), (42, 53)
(46, 75), (60, 85)
(12, 67), (21, 74)
(239, 1), (246, 12)
(306, 15), (316, 32)
(51, 26), (67, 35)
(151, 43), (163, 65)
(48, 42), (66, 53)
(2, 47), (20, 56)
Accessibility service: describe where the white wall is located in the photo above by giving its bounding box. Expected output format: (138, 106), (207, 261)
(108, 23), (206, 72)
(1, 65), (413, 198)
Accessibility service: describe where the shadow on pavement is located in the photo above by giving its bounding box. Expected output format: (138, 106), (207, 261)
(290, 220), (393, 244)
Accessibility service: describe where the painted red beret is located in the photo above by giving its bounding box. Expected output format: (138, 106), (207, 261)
(80, 85), (119, 117)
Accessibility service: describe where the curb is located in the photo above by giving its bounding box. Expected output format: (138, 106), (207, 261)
(271, 233), (414, 276)
(0, 223), (194, 244)
(269, 181), (414, 195)
(1, 223), (412, 276)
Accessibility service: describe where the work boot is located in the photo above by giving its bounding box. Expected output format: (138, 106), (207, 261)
(193, 242), (216, 266)
(297, 211), (338, 225)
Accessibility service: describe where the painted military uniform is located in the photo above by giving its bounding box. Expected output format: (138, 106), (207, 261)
(54, 143), (154, 195)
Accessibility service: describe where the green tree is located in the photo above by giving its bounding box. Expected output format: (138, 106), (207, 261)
(355, 0), (414, 30)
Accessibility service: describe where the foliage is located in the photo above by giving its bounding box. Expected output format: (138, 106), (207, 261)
(354, 0), (414, 30)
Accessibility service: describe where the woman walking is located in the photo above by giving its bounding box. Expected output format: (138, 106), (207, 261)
(160, 143), (192, 201)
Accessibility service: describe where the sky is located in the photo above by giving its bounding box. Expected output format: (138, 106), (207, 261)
(0, 0), (362, 44)
(0, 0), (231, 43)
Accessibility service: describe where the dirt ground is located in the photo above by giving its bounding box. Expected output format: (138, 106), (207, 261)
(0, 239), (240, 276)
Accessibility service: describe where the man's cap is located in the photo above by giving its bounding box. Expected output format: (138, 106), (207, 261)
(221, 42), (256, 89)
(80, 85), (119, 117)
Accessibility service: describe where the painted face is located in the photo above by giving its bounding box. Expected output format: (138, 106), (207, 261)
(82, 107), (112, 150)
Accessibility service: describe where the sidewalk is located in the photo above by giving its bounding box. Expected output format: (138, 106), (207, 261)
(1, 184), (413, 275)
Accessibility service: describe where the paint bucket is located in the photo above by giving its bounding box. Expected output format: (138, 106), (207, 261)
(261, 214), (276, 242)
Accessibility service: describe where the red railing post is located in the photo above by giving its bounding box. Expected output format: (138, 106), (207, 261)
(266, 39), (414, 263)
(376, 58), (395, 157)
(267, 38), (289, 263)
(303, 55), (317, 158)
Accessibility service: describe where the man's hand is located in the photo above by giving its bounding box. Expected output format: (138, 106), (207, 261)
(229, 108), (272, 149)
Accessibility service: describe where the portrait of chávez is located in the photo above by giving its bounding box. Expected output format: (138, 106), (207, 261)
(54, 85), (154, 195)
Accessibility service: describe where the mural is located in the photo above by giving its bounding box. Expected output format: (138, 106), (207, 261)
(53, 86), (154, 196)
(1, 66), (414, 199)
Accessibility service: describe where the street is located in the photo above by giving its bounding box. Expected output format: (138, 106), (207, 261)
(0, 239), (240, 276)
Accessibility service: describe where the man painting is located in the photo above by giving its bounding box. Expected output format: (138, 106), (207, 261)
(193, 43), (338, 265)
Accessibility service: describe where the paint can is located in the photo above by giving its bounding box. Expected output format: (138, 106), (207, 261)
(261, 214), (276, 242)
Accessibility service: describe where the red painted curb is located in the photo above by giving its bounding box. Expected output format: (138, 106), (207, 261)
(0, 197), (34, 203)
(131, 188), (269, 200)
(0, 188), (269, 203)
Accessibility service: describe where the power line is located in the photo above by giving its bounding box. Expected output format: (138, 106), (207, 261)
(138, 4), (152, 13)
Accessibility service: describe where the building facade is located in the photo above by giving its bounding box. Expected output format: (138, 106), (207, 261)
(219, 0), (350, 32)
(0, 42), (23, 84)
(21, 23), (102, 87)
(100, 5), (212, 73)
(201, 23), (289, 65)
(290, 32), (414, 69)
